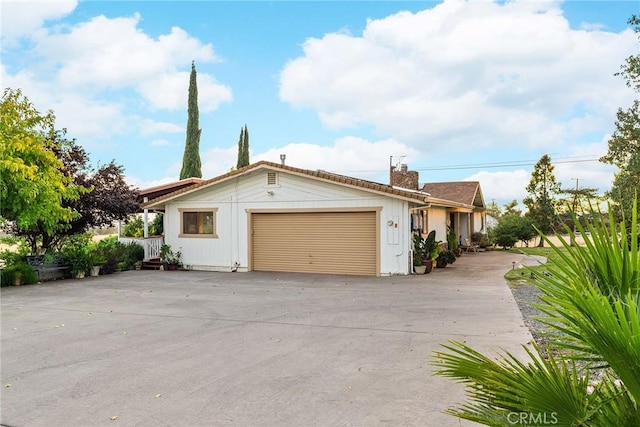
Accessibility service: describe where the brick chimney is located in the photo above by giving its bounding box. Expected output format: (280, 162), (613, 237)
(390, 163), (419, 190)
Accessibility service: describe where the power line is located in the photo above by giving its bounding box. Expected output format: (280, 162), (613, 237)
(340, 155), (602, 174)
(418, 157), (599, 171)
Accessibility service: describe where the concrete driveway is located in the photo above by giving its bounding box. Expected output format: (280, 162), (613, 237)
(2, 251), (533, 427)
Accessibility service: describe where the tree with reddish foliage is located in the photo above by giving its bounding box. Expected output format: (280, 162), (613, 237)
(6, 130), (141, 253)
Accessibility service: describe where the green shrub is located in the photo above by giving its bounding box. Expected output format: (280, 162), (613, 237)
(447, 226), (459, 253)
(0, 236), (30, 267)
(61, 245), (91, 277)
(122, 217), (144, 238)
(93, 237), (126, 271)
(150, 213), (164, 236)
(492, 214), (535, 248)
(121, 243), (144, 268)
(437, 249), (457, 265)
(1, 262), (38, 286)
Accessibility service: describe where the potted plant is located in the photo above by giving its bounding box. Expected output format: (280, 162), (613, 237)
(159, 244), (182, 270)
(423, 230), (440, 274)
(447, 226), (461, 257)
(64, 247), (91, 279)
(436, 249), (457, 268)
(1, 262), (38, 286)
(88, 250), (106, 277)
(412, 233), (427, 274)
(413, 230), (440, 274)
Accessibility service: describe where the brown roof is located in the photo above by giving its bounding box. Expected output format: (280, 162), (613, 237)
(143, 161), (433, 209)
(421, 181), (485, 208)
(138, 178), (205, 203)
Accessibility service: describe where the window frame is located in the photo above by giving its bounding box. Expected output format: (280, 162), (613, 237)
(178, 208), (219, 238)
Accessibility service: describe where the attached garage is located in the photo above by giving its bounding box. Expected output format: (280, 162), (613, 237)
(251, 210), (378, 276)
(144, 161), (435, 276)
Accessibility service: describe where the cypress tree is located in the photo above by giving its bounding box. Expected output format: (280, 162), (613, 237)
(236, 126), (245, 169)
(180, 61), (202, 179)
(242, 124), (250, 166)
(236, 124), (250, 168)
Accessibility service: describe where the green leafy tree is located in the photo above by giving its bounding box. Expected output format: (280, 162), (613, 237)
(236, 124), (250, 169)
(150, 213), (163, 236)
(122, 216), (144, 238)
(433, 201), (640, 426)
(491, 214), (535, 248)
(523, 154), (560, 246)
(559, 185), (599, 214)
(0, 88), (84, 236)
(5, 131), (140, 253)
(180, 61), (203, 179)
(557, 184), (601, 241)
(485, 200), (502, 218)
(600, 17), (640, 222)
(502, 199), (522, 217)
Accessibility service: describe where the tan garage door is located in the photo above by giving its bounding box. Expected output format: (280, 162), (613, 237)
(252, 211), (377, 276)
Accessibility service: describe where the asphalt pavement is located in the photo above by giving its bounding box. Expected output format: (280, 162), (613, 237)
(1, 250), (533, 427)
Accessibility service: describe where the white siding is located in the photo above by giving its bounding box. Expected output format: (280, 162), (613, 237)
(428, 207), (448, 242)
(164, 170), (414, 275)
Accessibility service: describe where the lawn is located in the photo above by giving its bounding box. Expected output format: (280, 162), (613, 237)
(504, 245), (571, 284)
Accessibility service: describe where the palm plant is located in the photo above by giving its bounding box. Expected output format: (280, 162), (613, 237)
(432, 200), (640, 426)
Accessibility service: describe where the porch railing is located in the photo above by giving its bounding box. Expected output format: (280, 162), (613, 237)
(118, 236), (164, 261)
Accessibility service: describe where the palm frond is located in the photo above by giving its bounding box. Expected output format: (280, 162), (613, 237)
(432, 342), (599, 426)
(433, 199), (640, 425)
(531, 200), (640, 401)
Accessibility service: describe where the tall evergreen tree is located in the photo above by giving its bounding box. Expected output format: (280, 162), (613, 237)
(236, 126), (245, 169)
(180, 61), (202, 179)
(600, 15), (640, 222)
(236, 124), (250, 168)
(523, 154), (561, 246)
(242, 124), (250, 166)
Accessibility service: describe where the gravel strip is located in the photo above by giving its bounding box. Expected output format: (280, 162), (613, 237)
(508, 260), (607, 382)
(509, 279), (556, 354)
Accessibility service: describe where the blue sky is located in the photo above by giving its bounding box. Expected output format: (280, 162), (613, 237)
(2, 0), (639, 206)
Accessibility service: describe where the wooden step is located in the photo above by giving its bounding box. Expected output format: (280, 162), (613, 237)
(142, 258), (162, 270)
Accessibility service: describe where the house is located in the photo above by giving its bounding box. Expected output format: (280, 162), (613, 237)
(421, 181), (487, 245)
(137, 161), (486, 276)
(389, 164), (487, 245)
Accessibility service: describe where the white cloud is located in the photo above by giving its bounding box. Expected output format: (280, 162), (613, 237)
(150, 139), (170, 147)
(151, 137), (421, 187)
(465, 170), (531, 205)
(1, 0), (77, 43)
(149, 139), (171, 147)
(465, 138), (618, 208)
(552, 140), (617, 195)
(2, 10), (232, 142)
(255, 136), (420, 181)
(280, 0), (637, 153)
(34, 14), (218, 90)
(138, 72), (232, 112)
(140, 120), (182, 136)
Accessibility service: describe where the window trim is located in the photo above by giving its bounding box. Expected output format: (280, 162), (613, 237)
(178, 208), (219, 238)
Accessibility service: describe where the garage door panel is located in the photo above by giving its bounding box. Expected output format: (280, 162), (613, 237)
(252, 212), (377, 276)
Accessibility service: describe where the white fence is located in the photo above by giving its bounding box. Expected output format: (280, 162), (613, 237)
(118, 236), (164, 260)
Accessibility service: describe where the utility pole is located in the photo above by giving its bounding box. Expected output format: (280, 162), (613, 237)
(570, 178), (580, 246)
(571, 178), (579, 212)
